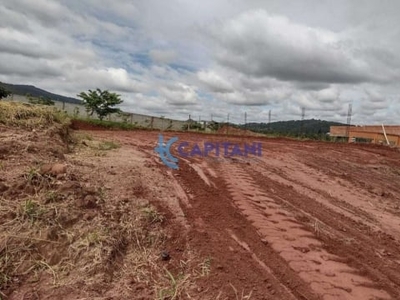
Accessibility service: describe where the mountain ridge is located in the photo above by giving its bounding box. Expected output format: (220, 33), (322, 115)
(0, 82), (82, 104)
(238, 119), (346, 137)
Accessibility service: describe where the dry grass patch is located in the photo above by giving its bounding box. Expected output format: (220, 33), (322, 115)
(0, 186), (207, 299)
(0, 101), (69, 129)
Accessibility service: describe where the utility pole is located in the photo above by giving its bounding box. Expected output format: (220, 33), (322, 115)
(345, 103), (352, 141)
(244, 112), (247, 137)
(268, 109), (271, 132)
(227, 113), (230, 135)
(300, 107), (305, 136)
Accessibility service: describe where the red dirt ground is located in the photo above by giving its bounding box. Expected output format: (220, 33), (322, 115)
(6, 116), (400, 299)
(66, 124), (400, 300)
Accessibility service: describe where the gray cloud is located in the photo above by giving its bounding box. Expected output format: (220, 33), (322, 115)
(0, 0), (399, 124)
(208, 10), (380, 84)
(149, 50), (177, 65)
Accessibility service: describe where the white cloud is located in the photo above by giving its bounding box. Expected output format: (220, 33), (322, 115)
(161, 83), (199, 106)
(197, 70), (234, 93)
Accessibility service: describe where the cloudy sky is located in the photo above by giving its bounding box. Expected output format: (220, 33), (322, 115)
(1, 0), (400, 124)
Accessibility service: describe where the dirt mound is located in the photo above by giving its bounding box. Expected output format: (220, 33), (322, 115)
(217, 124), (261, 136)
(70, 119), (113, 131)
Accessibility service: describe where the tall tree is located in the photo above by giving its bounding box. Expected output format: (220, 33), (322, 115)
(0, 86), (11, 100)
(77, 88), (123, 121)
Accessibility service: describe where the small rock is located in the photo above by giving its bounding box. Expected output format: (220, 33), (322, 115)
(161, 251), (170, 261)
(40, 163), (67, 176)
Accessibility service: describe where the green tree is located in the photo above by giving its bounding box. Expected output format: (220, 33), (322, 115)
(0, 86), (11, 100)
(77, 88), (123, 121)
(207, 120), (220, 131)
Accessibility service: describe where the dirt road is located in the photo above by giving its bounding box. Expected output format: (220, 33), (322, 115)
(74, 128), (400, 299)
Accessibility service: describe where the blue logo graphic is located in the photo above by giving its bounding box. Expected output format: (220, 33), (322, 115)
(155, 134), (262, 169)
(154, 134), (179, 169)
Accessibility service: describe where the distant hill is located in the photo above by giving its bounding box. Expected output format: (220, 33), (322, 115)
(239, 119), (346, 137)
(0, 82), (82, 104)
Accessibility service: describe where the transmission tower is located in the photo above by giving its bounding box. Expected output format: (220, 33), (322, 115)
(345, 103), (352, 138)
(227, 113), (230, 135)
(300, 107), (305, 135)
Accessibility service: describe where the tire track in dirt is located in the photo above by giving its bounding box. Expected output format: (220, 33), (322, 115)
(253, 152), (400, 244)
(243, 167), (400, 298)
(174, 158), (318, 299)
(257, 155), (379, 223)
(221, 159), (393, 300)
(247, 154), (400, 282)
(244, 157), (400, 299)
